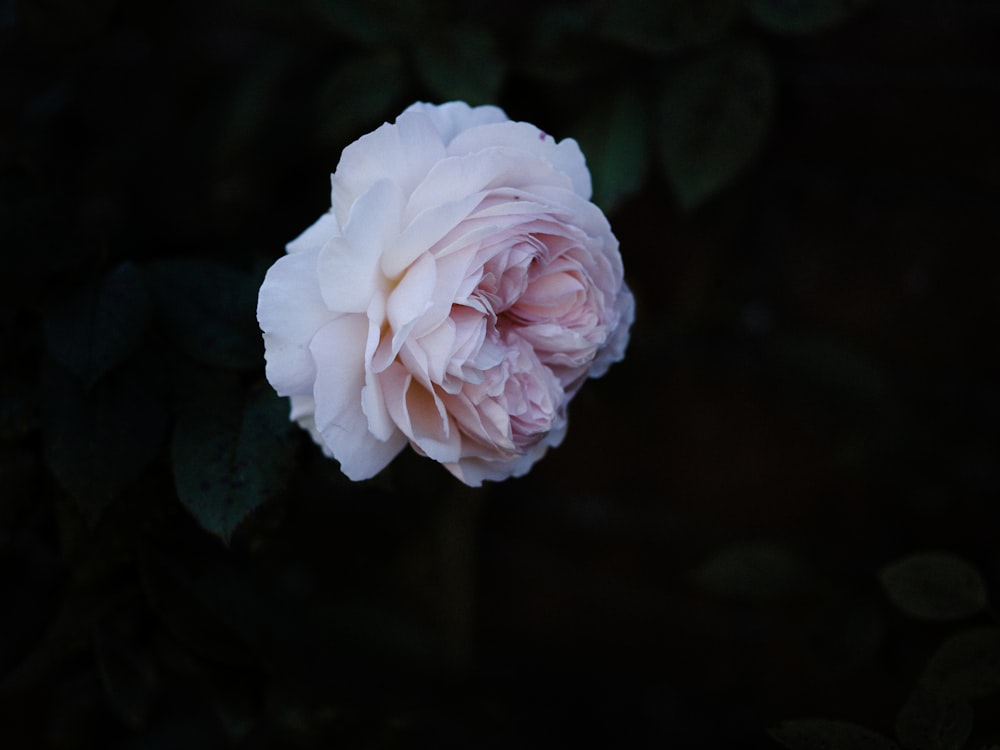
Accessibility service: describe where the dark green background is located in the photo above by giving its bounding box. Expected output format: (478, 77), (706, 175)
(3, 0), (1000, 747)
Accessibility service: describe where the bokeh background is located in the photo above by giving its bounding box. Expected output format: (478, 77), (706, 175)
(3, 0), (1000, 747)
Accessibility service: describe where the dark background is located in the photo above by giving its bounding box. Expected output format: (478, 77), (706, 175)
(3, 0), (1000, 747)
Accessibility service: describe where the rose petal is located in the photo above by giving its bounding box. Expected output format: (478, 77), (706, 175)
(403, 101), (509, 145)
(310, 316), (406, 480)
(286, 210), (340, 254)
(447, 121), (592, 200)
(257, 248), (337, 397)
(331, 109), (447, 222)
(317, 178), (403, 314)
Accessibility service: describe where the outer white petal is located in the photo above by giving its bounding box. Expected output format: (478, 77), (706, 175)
(405, 149), (572, 222)
(286, 210), (340, 254)
(317, 178), (403, 314)
(590, 284), (635, 379)
(330, 109), (447, 222)
(447, 121), (592, 200)
(310, 316), (406, 480)
(257, 247), (336, 397)
(403, 101), (510, 145)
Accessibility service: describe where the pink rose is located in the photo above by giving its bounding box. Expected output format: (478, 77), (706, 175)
(257, 101), (634, 486)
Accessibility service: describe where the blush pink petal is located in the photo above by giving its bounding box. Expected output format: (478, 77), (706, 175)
(403, 101), (509, 144)
(446, 121), (592, 200)
(257, 247), (336, 397)
(310, 316), (407, 480)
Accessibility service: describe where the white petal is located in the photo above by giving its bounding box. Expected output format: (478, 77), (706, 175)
(317, 178), (403, 314)
(257, 247), (336, 397)
(406, 150), (572, 224)
(403, 101), (509, 145)
(286, 210), (340, 254)
(330, 110), (446, 222)
(387, 252), (436, 355)
(447, 122), (592, 200)
(310, 316), (406, 480)
(590, 284), (635, 378)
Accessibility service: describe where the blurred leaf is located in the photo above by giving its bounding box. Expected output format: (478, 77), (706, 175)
(172, 384), (293, 543)
(217, 49), (294, 163)
(920, 627), (1000, 699)
(894, 687), (973, 750)
(657, 39), (774, 210)
(311, 0), (431, 45)
(42, 359), (169, 525)
(93, 616), (158, 730)
(517, 4), (593, 83)
(601, 0), (742, 56)
(415, 25), (505, 106)
(770, 719), (899, 750)
(574, 87), (650, 212)
(314, 51), (406, 148)
(146, 259), (262, 370)
(44, 262), (150, 388)
(749, 0), (870, 35)
(879, 552), (989, 621)
(692, 541), (816, 601)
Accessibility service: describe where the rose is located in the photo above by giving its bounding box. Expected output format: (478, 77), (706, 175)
(257, 101), (634, 486)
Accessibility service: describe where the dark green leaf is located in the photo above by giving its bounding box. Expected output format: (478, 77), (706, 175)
(770, 719), (900, 750)
(691, 541), (816, 601)
(574, 88), (650, 212)
(314, 52), (406, 148)
(921, 627), (1000, 699)
(657, 40), (774, 210)
(517, 5), (593, 83)
(146, 259), (262, 370)
(749, 0), (870, 35)
(310, 0), (430, 45)
(601, 0), (742, 56)
(44, 262), (150, 388)
(42, 359), (169, 525)
(172, 384), (293, 542)
(93, 616), (158, 730)
(879, 552), (989, 621)
(415, 26), (505, 106)
(894, 687), (973, 750)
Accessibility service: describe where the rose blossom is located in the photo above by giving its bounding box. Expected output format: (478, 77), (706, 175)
(257, 101), (634, 486)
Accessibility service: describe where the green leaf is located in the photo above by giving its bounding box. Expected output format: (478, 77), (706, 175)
(310, 0), (430, 45)
(879, 552), (989, 621)
(691, 541), (816, 601)
(657, 40), (774, 210)
(517, 5), (593, 83)
(770, 719), (900, 750)
(44, 262), (150, 388)
(172, 384), (293, 542)
(749, 0), (870, 35)
(574, 88), (650, 212)
(314, 52), (406, 148)
(42, 359), (169, 525)
(894, 687), (973, 750)
(920, 627), (1000, 699)
(146, 259), (262, 370)
(415, 25), (506, 106)
(601, 0), (743, 56)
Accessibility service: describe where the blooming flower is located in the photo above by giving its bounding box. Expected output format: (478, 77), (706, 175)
(257, 101), (634, 485)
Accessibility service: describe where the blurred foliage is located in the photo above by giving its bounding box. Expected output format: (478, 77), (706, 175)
(3, 0), (1000, 747)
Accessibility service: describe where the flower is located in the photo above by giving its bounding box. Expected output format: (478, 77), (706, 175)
(257, 101), (634, 486)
